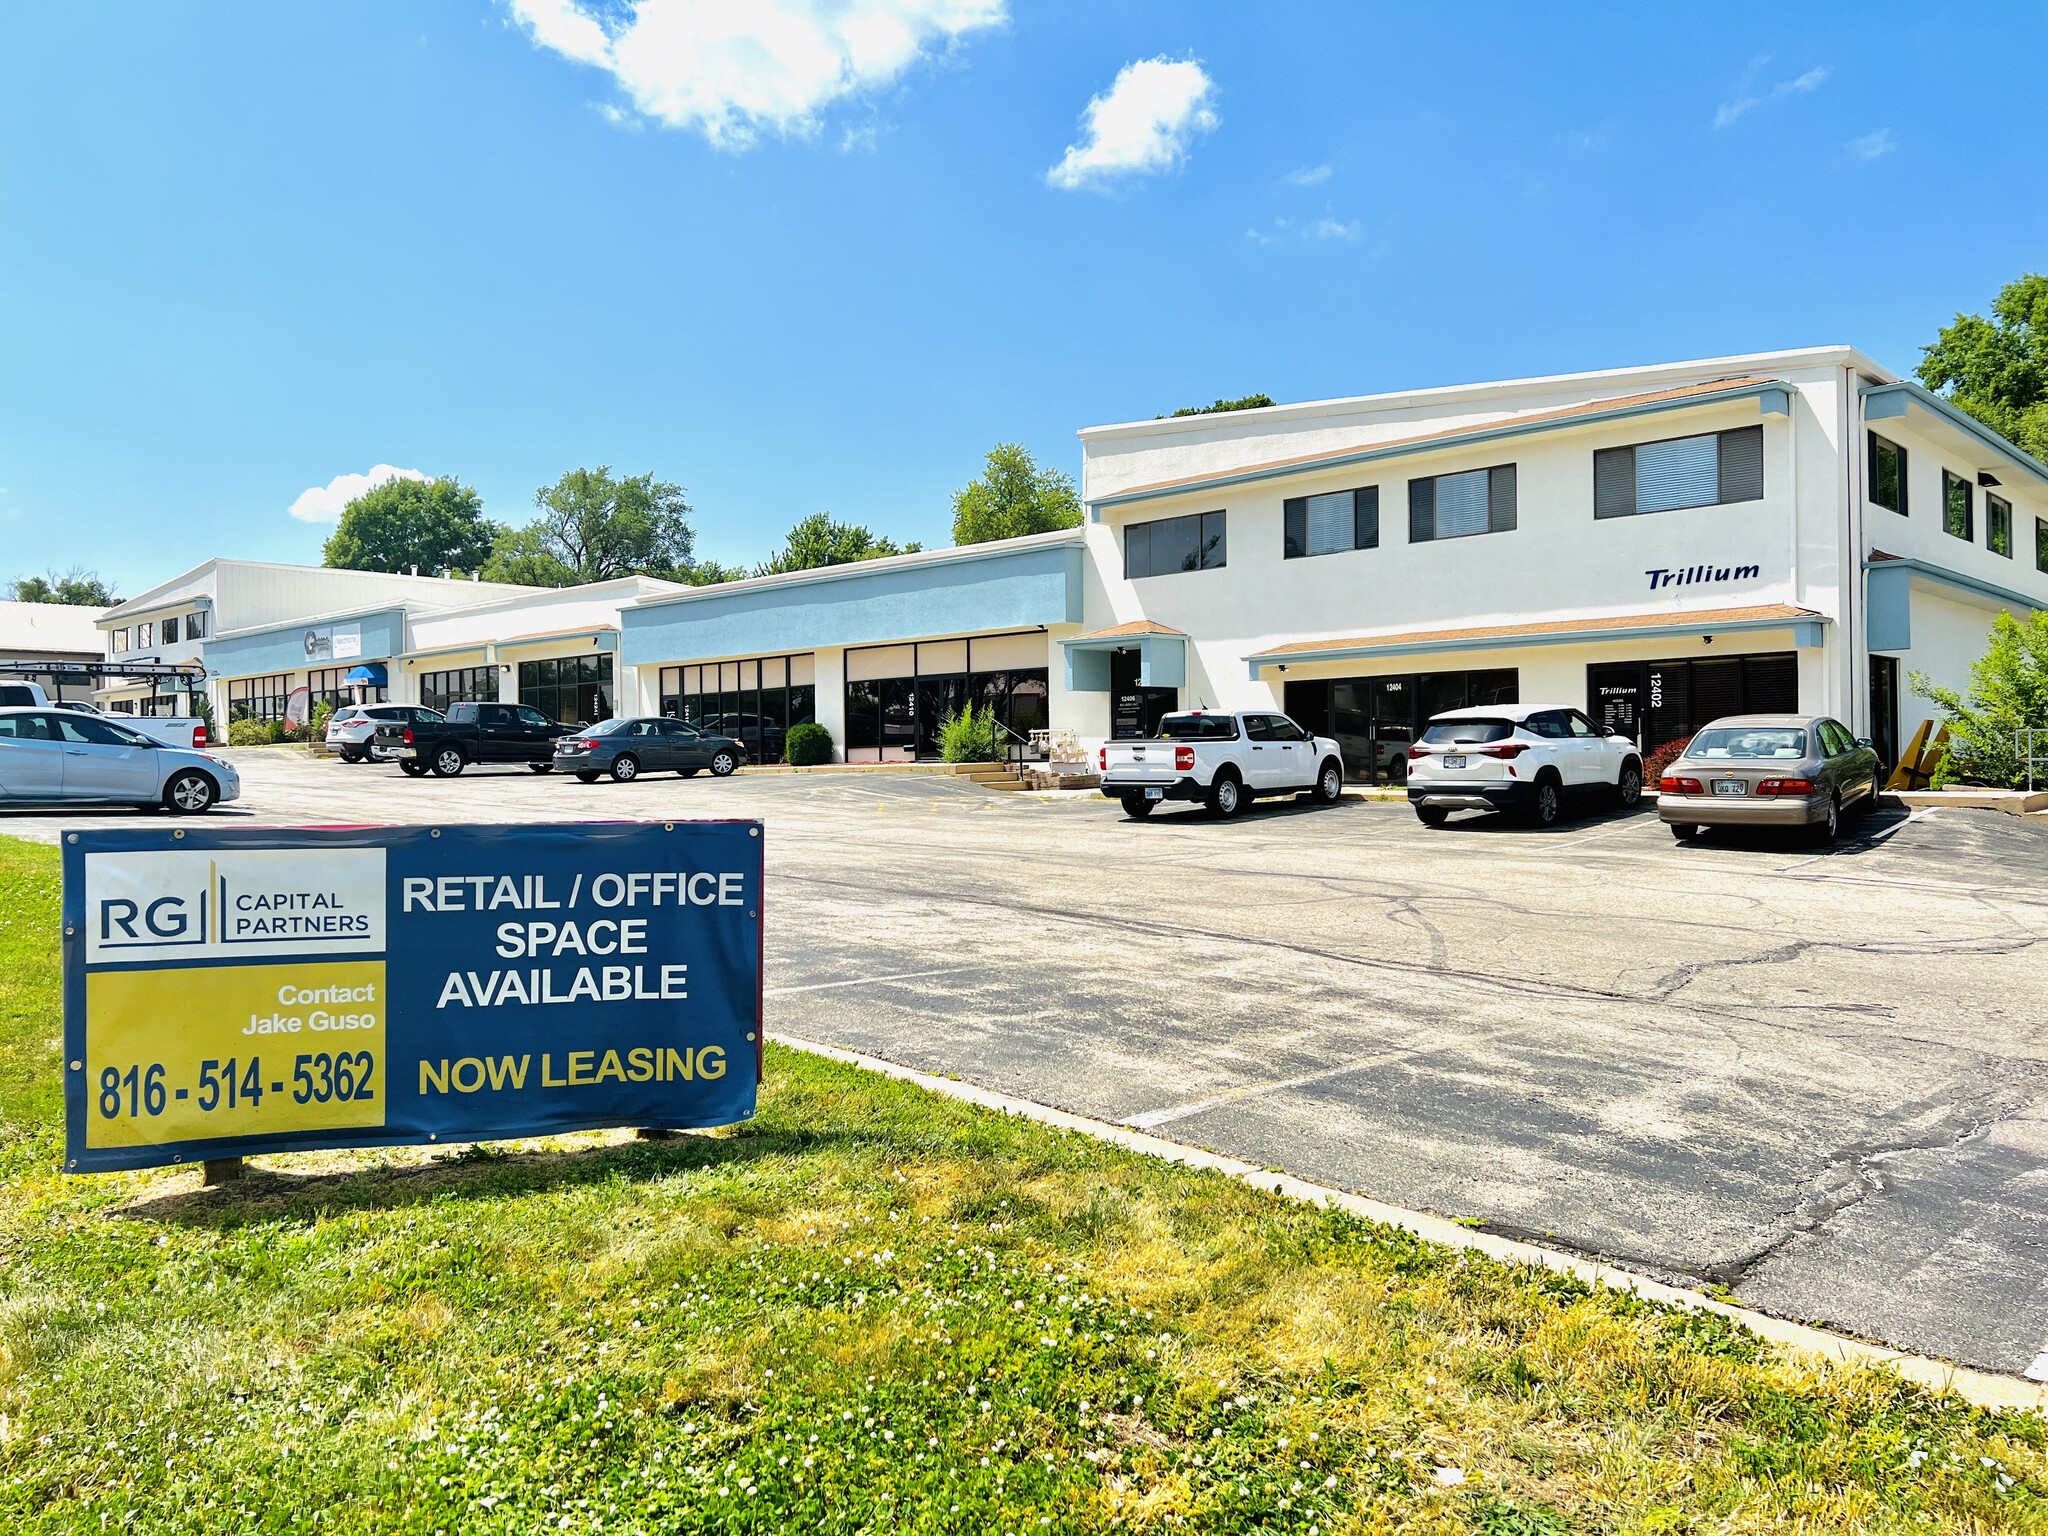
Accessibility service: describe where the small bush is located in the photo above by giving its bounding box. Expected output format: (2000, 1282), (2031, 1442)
(225, 719), (269, 746)
(1642, 736), (1692, 785)
(937, 702), (1005, 763)
(783, 721), (833, 766)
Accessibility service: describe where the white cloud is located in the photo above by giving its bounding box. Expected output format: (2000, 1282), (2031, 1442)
(288, 465), (427, 524)
(1282, 163), (1330, 186)
(1307, 216), (1358, 241)
(1713, 60), (1829, 128)
(1046, 56), (1217, 192)
(507, 0), (1006, 147)
(1849, 128), (1896, 160)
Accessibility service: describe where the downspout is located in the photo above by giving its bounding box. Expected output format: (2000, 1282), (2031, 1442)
(1842, 367), (1864, 735)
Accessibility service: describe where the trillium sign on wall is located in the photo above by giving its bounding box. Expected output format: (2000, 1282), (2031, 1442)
(1644, 561), (1762, 591)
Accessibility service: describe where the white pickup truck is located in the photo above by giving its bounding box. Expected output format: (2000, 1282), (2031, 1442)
(0, 681), (210, 750)
(1099, 709), (1345, 818)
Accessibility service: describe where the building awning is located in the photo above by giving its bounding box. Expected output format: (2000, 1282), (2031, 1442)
(1244, 604), (1826, 676)
(343, 662), (389, 687)
(1059, 621), (1188, 692)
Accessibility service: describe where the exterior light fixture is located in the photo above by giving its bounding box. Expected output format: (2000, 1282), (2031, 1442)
(1978, 472), (2002, 487)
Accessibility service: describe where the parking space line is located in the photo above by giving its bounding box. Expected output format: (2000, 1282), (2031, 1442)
(1773, 807), (1939, 875)
(765, 965), (983, 997)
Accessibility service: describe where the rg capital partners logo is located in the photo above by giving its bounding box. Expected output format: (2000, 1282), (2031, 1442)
(83, 848), (387, 965)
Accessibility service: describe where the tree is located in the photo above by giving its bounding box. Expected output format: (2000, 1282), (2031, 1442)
(1165, 393), (1275, 419)
(1910, 609), (2048, 788)
(755, 513), (919, 576)
(950, 443), (1083, 546)
(322, 476), (500, 576)
(10, 567), (118, 605)
(482, 467), (695, 586)
(676, 559), (750, 586)
(1917, 274), (2048, 462)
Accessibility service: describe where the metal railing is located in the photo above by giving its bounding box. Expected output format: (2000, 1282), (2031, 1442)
(2019, 728), (2048, 793)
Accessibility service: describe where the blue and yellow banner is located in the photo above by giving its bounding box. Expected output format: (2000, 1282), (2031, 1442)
(62, 822), (763, 1173)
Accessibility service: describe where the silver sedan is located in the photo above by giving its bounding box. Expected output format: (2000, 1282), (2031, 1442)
(0, 707), (242, 813)
(1658, 713), (1883, 844)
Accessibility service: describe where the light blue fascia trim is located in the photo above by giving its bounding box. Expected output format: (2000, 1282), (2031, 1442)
(1861, 382), (2048, 495)
(403, 627), (618, 663)
(1243, 612), (1827, 677)
(1059, 632), (1186, 691)
(203, 608), (407, 679)
(1860, 556), (2045, 617)
(1089, 380), (1789, 513)
(621, 540), (1080, 666)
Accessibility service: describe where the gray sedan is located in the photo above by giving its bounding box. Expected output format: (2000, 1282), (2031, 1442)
(553, 716), (745, 783)
(1657, 713), (1883, 844)
(0, 707), (242, 813)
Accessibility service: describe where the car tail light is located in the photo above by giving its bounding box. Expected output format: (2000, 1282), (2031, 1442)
(1757, 777), (1816, 797)
(1660, 775), (1703, 795)
(579, 738), (601, 750)
(1098, 745), (1107, 771)
(402, 726), (414, 745)
(1407, 743), (1431, 760)
(1174, 745), (1194, 771)
(192, 725), (207, 748)
(1474, 742), (1528, 759)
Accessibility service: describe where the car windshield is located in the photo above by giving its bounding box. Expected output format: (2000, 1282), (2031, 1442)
(1420, 718), (1513, 745)
(1687, 727), (1809, 759)
(587, 717), (633, 734)
(1154, 713), (1238, 740)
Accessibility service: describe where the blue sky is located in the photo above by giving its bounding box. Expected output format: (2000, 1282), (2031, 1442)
(2, 2), (2043, 596)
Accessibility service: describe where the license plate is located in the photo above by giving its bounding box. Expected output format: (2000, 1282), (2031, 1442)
(1144, 787), (1163, 800)
(1714, 779), (1748, 796)
(1442, 755), (1466, 769)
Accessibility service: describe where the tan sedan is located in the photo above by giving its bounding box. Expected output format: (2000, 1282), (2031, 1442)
(1658, 714), (1884, 844)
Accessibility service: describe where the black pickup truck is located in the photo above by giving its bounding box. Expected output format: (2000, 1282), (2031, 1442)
(374, 700), (576, 777)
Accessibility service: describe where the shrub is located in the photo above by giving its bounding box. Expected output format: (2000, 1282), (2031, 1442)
(1642, 736), (1693, 785)
(937, 702), (1005, 764)
(225, 718), (269, 746)
(310, 700), (335, 739)
(1910, 609), (2048, 787)
(783, 721), (833, 766)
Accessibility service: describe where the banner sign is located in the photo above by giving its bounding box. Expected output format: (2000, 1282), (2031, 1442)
(62, 822), (763, 1173)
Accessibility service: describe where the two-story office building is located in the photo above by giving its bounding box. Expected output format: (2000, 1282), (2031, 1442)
(1058, 345), (2047, 777)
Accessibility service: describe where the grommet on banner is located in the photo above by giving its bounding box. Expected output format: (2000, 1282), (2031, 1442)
(430, 828), (441, 838)
(664, 823), (674, 832)
(69, 1060), (81, 1071)
(66, 833), (78, 844)
(749, 827), (759, 837)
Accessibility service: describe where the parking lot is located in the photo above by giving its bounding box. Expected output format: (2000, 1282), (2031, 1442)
(9, 747), (2048, 1377)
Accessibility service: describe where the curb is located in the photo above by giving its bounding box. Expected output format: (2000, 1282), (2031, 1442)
(771, 1031), (2048, 1416)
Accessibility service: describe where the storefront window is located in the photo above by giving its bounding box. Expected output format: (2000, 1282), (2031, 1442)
(658, 654), (816, 764)
(227, 673), (292, 723)
(518, 653), (613, 726)
(1285, 668), (1520, 783)
(841, 636), (1049, 761)
(419, 666), (496, 715)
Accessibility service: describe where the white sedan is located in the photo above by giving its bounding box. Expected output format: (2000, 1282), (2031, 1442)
(1406, 704), (1644, 827)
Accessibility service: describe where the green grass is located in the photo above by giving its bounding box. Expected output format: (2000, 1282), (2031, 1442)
(1, 834), (2044, 1533)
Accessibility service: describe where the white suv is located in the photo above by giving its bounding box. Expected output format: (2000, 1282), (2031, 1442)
(1406, 704), (1643, 827)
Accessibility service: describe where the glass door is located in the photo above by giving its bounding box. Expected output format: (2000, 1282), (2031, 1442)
(1368, 678), (1414, 784)
(1587, 663), (1649, 744)
(916, 675), (966, 759)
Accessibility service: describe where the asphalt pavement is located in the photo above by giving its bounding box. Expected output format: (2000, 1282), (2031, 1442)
(9, 748), (2047, 1377)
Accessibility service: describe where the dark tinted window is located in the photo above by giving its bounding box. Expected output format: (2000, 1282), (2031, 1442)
(1943, 470), (1973, 541)
(1242, 715), (1276, 741)
(1989, 494), (2013, 558)
(1154, 713), (1239, 741)
(1125, 511), (1227, 577)
(446, 703), (479, 724)
(56, 715), (149, 746)
(1267, 716), (1310, 742)
(0, 686), (38, 707)
(1869, 434), (1907, 514)
(0, 713), (54, 740)
(516, 706), (552, 726)
(1524, 711), (1571, 739)
(1420, 718), (1513, 745)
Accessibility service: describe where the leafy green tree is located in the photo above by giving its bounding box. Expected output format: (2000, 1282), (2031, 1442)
(1166, 393), (1275, 418)
(677, 559), (750, 586)
(322, 477), (500, 576)
(755, 513), (919, 576)
(1910, 609), (2048, 788)
(9, 567), (118, 605)
(1917, 274), (2048, 461)
(950, 443), (1082, 546)
(484, 467), (695, 586)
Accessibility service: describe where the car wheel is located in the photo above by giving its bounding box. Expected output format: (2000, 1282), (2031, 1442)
(1205, 771), (1243, 818)
(1314, 758), (1343, 804)
(1528, 774), (1563, 827)
(710, 750), (738, 777)
(399, 760), (427, 777)
(610, 754), (640, 783)
(432, 747), (465, 778)
(1669, 823), (1696, 842)
(678, 767), (700, 777)
(163, 770), (217, 815)
(1120, 793), (1156, 819)
(1415, 805), (1449, 827)
(1813, 793), (1841, 845)
(1617, 759), (1643, 808)
(529, 762), (553, 775)
(575, 771), (599, 784)
(339, 747), (364, 763)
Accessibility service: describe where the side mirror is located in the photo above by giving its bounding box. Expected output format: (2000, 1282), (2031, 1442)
(1857, 737), (1874, 749)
